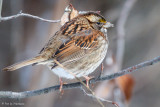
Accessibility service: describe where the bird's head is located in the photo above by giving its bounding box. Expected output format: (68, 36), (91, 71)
(83, 12), (114, 32)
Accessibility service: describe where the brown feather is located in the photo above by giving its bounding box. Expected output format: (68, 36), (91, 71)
(2, 56), (46, 71)
(54, 30), (100, 64)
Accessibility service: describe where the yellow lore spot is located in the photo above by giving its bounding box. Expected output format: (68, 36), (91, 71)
(99, 19), (106, 23)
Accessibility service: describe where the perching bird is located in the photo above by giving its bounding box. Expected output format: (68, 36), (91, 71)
(3, 5), (113, 88)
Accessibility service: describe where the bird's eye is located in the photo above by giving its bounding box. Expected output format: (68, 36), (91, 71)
(97, 22), (101, 25)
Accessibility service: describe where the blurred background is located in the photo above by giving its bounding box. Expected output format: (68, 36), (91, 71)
(0, 0), (160, 107)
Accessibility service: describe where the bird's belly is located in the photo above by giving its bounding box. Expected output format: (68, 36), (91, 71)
(49, 40), (108, 79)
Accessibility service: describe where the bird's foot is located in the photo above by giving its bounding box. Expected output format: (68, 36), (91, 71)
(83, 76), (94, 88)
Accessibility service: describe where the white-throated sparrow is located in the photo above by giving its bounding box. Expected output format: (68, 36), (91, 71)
(3, 5), (113, 83)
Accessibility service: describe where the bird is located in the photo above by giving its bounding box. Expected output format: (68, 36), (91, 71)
(2, 6), (113, 89)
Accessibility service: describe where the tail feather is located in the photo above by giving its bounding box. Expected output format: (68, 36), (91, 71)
(2, 56), (46, 71)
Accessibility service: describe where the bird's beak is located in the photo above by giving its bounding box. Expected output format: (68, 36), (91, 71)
(103, 22), (114, 28)
(101, 22), (114, 33)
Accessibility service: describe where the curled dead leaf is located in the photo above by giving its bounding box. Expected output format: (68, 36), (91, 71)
(116, 75), (134, 103)
(60, 4), (79, 26)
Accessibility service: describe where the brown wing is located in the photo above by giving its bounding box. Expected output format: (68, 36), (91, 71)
(39, 31), (70, 56)
(54, 29), (100, 64)
(39, 31), (59, 54)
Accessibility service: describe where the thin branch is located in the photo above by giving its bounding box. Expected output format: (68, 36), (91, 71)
(116, 0), (137, 68)
(80, 87), (119, 107)
(0, 11), (60, 22)
(0, 0), (2, 19)
(0, 56), (160, 99)
(79, 11), (100, 14)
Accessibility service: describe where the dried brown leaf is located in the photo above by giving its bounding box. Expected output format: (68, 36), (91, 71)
(116, 75), (134, 102)
(60, 4), (79, 26)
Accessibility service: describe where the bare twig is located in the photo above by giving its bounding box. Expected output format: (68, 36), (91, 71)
(116, 0), (137, 69)
(0, 0), (2, 19)
(81, 87), (119, 107)
(0, 11), (60, 22)
(79, 11), (100, 14)
(0, 56), (159, 99)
